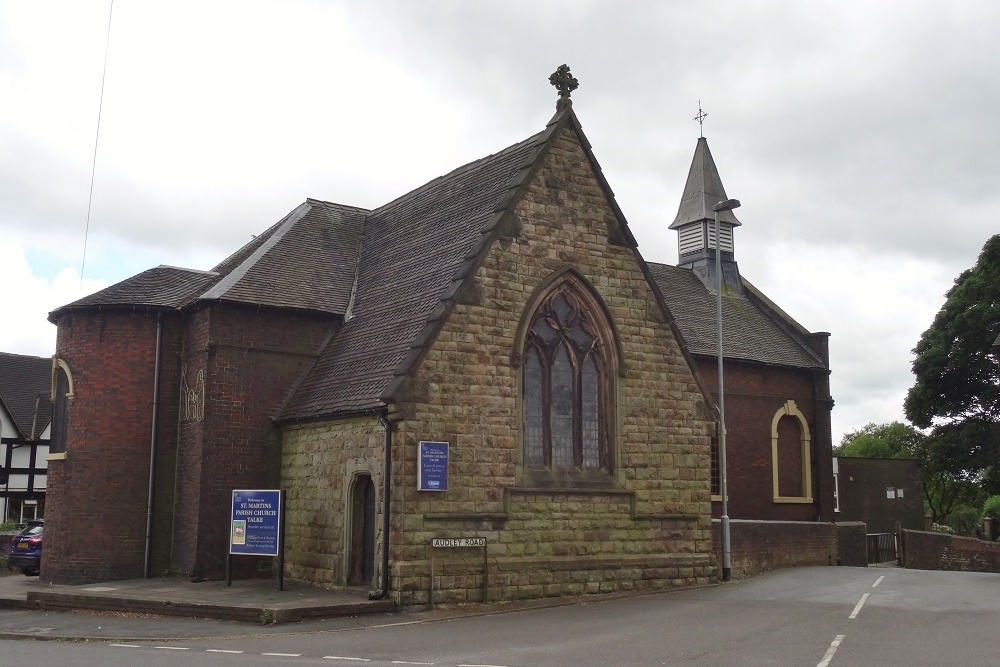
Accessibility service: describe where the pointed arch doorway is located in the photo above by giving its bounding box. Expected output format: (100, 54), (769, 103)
(348, 474), (376, 587)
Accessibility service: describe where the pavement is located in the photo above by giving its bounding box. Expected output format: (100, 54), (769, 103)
(0, 568), (719, 643)
(0, 569), (401, 641)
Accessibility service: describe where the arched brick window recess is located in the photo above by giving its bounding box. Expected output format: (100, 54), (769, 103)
(771, 400), (813, 503)
(48, 357), (74, 460)
(515, 270), (620, 488)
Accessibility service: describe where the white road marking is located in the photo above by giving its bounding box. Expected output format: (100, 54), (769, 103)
(872, 575), (885, 588)
(392, 662), (435, 665)
(155, 646), (190, 650)
(371, 620), (425, 628)
(109, 644), (140, 648)
(263, 653), (303, 657)
(324, 657), (371, 662)
(816, 634), (845, 667)
(849, 593), (870, 619)
(458, 664), (508, 667)
(207, 649), (244, 653)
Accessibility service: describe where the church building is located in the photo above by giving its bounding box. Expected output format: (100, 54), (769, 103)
(43, 67), (833, 603)
(651, 136), (835, 523)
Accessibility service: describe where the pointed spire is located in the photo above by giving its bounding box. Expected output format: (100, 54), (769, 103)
(669, 137), (741, 230)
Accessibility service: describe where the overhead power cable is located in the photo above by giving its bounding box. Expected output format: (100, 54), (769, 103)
(80, 0), (114, 290)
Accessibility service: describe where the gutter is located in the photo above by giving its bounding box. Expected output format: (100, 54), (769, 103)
(368, 412), (392, 600)
(144, 312), (163, 578)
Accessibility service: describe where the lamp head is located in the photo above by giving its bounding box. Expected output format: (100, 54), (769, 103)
(713, 199), (741, 213)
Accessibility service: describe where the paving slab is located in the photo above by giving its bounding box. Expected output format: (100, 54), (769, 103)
(0, 570), (393, 626)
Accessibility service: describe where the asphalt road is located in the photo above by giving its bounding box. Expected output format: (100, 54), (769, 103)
(1, 566), (997, 666)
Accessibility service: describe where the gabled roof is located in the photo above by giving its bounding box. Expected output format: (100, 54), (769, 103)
(669, 137), (741, 230)
(0, 352), (53, 440)
(49, 200), (367, 321)
(647, 262), (825, 370)
(280, 103), (648, 420)
(280, 120), (552, 419)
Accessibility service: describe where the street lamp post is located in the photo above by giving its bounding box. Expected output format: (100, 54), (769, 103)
(713, 197), (741, 583)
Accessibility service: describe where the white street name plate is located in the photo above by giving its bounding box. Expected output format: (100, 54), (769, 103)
(431, 538), (486, 548)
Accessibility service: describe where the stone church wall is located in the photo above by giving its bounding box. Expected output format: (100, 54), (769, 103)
(281, 417), (385, 587)
(387, 128), (717, 605)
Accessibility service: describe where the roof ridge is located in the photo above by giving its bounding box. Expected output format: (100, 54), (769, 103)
(155, 265), (219, 276)
(371, 130), (549, 217)
(198, 202), (312, 301)
(305, 198), (371, 214)
(0, 351), (50, 361)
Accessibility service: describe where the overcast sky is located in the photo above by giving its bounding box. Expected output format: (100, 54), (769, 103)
(2, 1), (998, 445)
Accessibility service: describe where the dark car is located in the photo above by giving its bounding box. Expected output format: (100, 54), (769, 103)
(6, 520), (43, 576)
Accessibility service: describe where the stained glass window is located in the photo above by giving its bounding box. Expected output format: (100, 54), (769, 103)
(522, 284), (611, 474)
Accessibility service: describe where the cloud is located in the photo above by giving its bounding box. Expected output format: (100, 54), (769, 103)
(2, 0), (998, 447)
(0, 241), (106, 357)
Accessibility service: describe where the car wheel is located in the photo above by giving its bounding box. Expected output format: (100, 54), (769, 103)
(21, 568), (38, 576)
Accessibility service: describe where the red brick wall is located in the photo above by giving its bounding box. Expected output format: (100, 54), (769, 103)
(699, 358), (834, 521)
(46, 303), (336, 584)
(836, 458), (925, 533)
(901, 529), (1000, 573)
(713, 519), (863, 579)
(44, 309), (185, 583)
(172, 303), (336, 580)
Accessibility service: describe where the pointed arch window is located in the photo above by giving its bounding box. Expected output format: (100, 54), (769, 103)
(522, 286), (613, 479)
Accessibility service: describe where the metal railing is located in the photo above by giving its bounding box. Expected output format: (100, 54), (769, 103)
(867, 532), (898, 565)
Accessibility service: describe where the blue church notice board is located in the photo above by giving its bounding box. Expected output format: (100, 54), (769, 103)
(230, 489), (282, 556)
(418, 441), (449, 491)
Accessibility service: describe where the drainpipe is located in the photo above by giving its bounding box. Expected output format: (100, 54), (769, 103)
(369, 412), (392, 600)
(144, 312), (163, 578)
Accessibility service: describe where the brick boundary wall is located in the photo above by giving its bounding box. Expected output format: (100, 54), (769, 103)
(713, 519), (867, 579)
(901, 529), (1000, 573)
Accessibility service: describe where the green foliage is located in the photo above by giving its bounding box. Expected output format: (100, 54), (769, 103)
(904, 235), (1000, 486)
(983, 495), (1000, 519)
(836, 421), (923, 458)
(938, 504), (982, 537)
(0, 521), (21, 534)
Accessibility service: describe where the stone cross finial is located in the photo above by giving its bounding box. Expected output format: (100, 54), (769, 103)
(549, 64), (578, 110)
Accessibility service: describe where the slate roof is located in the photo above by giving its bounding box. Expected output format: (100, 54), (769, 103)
(648, 262), (825, 370)
(49, 200), (367, 321)
(50, 265), (219, 315)
(199, 200), (367, 315)
(0, 352), (53, 440)
(280, 125), (551, 419)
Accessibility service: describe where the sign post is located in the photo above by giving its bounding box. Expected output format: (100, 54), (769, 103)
(228, 489), (284, 590)
(428, 537), (487, 609)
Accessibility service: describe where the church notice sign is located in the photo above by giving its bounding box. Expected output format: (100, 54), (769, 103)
(230, 489), (282, 557)
(418, 441), (449, 491)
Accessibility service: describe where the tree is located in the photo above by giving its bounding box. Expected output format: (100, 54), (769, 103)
(837, 421), (984, 524)
(904, 234), (1000, 495)
(836, 421), (924, 458)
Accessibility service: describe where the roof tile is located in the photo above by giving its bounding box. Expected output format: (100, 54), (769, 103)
(0, 352), (53, 439)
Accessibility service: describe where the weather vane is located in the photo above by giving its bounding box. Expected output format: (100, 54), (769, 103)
(549, 64), (579, 111)
(694, 101), (708, 138)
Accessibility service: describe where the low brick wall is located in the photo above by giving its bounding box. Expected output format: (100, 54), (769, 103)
(713, 519), (867, 579)
(901, 529), (1000, 573)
